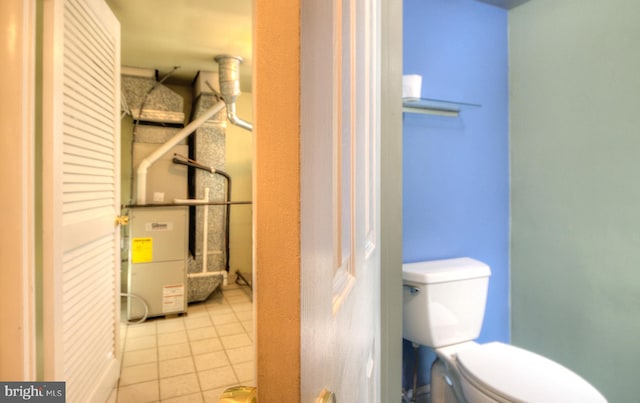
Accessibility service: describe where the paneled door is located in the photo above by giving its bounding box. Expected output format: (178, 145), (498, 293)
(300, 0), (381, 401)
(42, 0), (121, 401)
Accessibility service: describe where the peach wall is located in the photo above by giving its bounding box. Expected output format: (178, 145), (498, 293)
(253, 0), (301, 400)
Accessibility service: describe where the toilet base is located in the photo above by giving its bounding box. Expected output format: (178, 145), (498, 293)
(430, 359), (460, 403)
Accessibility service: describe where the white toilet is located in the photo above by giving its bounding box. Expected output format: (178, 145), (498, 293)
(402, 257), (607, 403)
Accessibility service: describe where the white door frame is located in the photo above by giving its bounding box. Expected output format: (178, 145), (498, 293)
(0, 0), (37, 381)
(379, 0), (404, 400)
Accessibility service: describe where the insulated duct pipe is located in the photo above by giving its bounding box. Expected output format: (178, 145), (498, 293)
(135, 99), (226, 205)
(214, 55), (253, 132)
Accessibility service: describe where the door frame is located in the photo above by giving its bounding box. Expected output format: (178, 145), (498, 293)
(0, 0), (37, 381)
(378, 0), (404, 400)
(253, 0), (402, 401)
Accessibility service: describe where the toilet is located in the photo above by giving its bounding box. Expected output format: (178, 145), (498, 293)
(403, 257), (607, 403)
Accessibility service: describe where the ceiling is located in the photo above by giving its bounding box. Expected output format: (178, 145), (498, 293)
(105, 0), (528, 91)
(105, 0), (253, 90)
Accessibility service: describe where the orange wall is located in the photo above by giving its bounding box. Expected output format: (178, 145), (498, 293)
(254, 0), (301, 400)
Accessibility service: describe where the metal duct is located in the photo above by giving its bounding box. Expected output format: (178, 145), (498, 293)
(214, 55), (253, 131)
(121, 66), (185, 125)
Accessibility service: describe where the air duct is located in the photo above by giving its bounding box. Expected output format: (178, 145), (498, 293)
(214, 55), (253, 131)
(121, 66), (185, 124)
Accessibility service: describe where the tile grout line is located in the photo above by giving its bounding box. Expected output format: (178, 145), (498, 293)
(155, 320), (161, 402)
(184, 311), (206, 403)
(217, 290), (244, 387)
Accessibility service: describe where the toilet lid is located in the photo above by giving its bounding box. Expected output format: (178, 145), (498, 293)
(455, 342), (607, 403)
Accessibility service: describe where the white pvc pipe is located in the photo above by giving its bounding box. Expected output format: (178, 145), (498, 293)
(135, 100), (226, 204)
(184, 187), (228, 286)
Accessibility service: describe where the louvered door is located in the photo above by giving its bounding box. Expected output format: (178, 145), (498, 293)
(42, 0), (121, 401)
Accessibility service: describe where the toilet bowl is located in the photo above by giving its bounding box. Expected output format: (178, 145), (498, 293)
(402, 258), (607, 403)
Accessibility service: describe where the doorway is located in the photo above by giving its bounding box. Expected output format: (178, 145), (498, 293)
(105, 0), (255, 399)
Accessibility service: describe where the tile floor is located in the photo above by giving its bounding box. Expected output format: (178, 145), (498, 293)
(115, 280), (254, 403)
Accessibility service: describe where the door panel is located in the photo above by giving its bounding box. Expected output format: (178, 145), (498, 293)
(300, 0), (381, 401)
(42, 0), (121, 401)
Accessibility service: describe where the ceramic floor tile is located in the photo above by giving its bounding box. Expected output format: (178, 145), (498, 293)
(225, 346), (253, 364)
(185, 316), (213, 330)
(158, 343), (192, 361)
(228, 303), (250, 312)
(234, 310), (252, 322)
(157, 330), (189, 347)
(186, 303), (209, 315)
(159, 373), (201, 400)
(214, 322), (245, 337)
(206, 292), (229, 302)
(229, 298), (253, 312)
(197, 365), (238, 391)
(202, 387), (231, 403)
(156, 318), (186, 334)
(206, 305), (234, 315)
(122, 347), (158, 367)
(203, 297), (227, 308)
(162, 392), (204, 403)
(225, 290), (249, 300)
(233, 361), (254, 384)
(116, 379), (159, 403)
(240, 320), (253, 339)
(193, 351), (230, 372)
(118, 287), (254, 401)
(210, 312), (238, 326)
(159, 356), (196, 379)
(228, 293), (251, 302)
(190, 337), (224, 355)
(207, 297), (232, 306)
(125, 323), (157, 338)
(220, 334), (252, 350)
(124, 334), (157, 352)
(188, 326), (218, 341)
(221, 288), (246, 296)
(119, 362), (158, 386)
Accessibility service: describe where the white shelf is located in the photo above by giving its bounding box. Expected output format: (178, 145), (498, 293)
(402, 97), (481, 117)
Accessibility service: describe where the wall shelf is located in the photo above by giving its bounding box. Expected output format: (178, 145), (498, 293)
(402, 97), (481, 117)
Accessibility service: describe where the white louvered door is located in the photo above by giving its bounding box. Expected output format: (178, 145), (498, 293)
(42, 0), (121, 401)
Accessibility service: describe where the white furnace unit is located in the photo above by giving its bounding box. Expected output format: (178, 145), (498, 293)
(127, 206), (188, 320)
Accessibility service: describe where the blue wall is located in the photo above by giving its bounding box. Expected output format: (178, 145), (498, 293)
(402, 0), (509, 389)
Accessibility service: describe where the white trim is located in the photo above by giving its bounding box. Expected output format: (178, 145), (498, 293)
(42, 0), (66, 378)
(0, 0), (36, 380)
(20, 0), (37, 380)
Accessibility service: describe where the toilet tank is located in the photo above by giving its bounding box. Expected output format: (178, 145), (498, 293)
(402, 258), (491, 348)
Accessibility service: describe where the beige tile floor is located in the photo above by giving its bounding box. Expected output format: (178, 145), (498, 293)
(116, 281), (254, 403)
